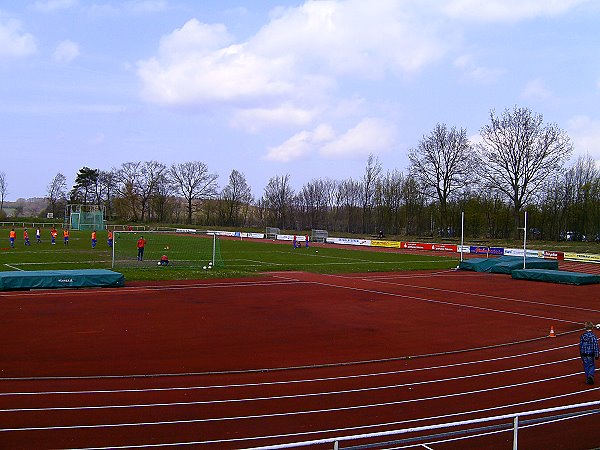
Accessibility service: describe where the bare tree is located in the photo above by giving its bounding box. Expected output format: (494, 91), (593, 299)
(360, 154), (382, 233)
(169, 161), (219, 224)
(221, 169), (253, 226)
(262, 174), (294, 229)
(478, 107), (573, 233)
(409, 124), (477, 237)
(137, 161), (168, 221)
(0, 171), (7, 214)
(115, 162), (142, 221)
(46, 173), (67, 217)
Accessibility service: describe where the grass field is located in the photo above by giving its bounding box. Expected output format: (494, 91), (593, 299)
(0, 230), (458, 281)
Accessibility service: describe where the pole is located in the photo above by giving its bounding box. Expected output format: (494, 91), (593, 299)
(523, 211), (527, 269)
(212, 233), (216, 267)
(460, 211), (464, 263)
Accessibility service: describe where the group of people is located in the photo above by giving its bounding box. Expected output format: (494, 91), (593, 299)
(8, 227), (114, 248)
(292, 234), (310, 249)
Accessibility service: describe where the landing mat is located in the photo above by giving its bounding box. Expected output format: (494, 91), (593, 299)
(511, 268), (600, 285)
(0, 269), (125, 290)
(490, 257), (558, 274)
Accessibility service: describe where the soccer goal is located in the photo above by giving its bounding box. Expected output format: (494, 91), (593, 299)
(265, 227), (280, 240)
(111, 230), (224, 269)
(311, 229), (328, 243)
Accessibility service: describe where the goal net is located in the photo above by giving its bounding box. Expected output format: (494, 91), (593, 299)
(311, 229), (328, 243)
(265, 227), (280, 240)
(111, 230), (224, 269)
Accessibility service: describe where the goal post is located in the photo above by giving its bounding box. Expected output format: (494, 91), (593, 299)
(311, 229), (328, 243)
(111, 230), (224, 269)
(265, 227), (280, 240)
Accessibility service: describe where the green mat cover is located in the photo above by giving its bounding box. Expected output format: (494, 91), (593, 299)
(490, 257), (558, 274)
(511, 269), (600, 285)
(0, 269), (125, 290)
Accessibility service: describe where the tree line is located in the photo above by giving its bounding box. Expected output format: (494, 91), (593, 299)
(3, 106), (599, 241)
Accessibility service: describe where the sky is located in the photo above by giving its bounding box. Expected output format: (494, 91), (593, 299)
(1, 0), (600, 202)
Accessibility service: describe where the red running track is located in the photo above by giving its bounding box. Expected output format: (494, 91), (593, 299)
(0, 269), (599, 449)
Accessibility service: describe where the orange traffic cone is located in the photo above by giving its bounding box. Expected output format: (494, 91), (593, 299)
(549, 326), (556, 338)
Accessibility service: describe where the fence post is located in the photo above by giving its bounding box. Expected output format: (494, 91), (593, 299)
(513, 416), (519, 450)
(333, 440), (339, 450)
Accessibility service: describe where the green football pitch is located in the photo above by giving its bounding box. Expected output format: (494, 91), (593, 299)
(0, 229), (458, 281)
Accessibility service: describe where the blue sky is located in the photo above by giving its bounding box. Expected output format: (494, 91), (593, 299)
(1, 0), (599, 201)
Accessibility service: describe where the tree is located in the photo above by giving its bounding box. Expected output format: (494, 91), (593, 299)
(137, 161), (168, 222)
(169, 161), (219, 224)
(70, 167), (100, 205)
(478, 107), (573, 234)
(46, 173), (67, 217)
(360, 154), (381, 233)
(221, 169), (253, 226)
(262, 174), (294, 229)
(408, 124), (477, 237)
(0, 171), (7, 214)
(115, 162), (143, 221)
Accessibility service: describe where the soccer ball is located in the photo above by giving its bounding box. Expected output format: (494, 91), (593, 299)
(157, 261), (161, 266)
(203, 266), (207, 270)
(316, 250), (319, 253)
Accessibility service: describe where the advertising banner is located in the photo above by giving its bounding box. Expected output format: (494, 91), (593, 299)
(470, 246), (505, 256)
(564, 252), (600, 263)
(327, 237), (371, 246)
(431, 243), (458, 252)
(504, 248), (541, 258)
(402, 242), (433, 250)
(372, 240), (402, 248)
(541, 250), (564, 261)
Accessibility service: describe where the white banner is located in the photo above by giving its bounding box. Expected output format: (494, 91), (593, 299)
(327, 237), (371, 246)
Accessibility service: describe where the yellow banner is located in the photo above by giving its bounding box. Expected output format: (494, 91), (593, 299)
(564, 252), (600, 263)
(371, 239), (402, 248)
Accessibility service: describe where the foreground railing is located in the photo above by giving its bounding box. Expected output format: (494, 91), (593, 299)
(244, 401), (600, 450)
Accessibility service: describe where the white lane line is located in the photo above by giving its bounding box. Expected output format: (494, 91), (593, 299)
(0, 373), (582, 431)
(0, 344), (576, 396)
(0, 359), (580, 413)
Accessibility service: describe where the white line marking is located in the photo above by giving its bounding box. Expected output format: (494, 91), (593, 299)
(0, 344), (575, 396)
(0, 373), (582, 432)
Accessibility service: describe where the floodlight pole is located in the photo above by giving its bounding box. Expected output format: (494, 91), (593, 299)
(517, 211), (528, 270)
(212, 233), (216, 267)
(460, 211), (464, 262)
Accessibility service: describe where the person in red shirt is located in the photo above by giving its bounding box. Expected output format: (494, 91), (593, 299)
(50, 227), (57, 245)
(63, 229), (69, 245)
(91, 230), (97, 248)
(23, 229), (31, 246)
(9, 228), (16, 248)
(137, 235), (146, 261)
(107, 230), (113, 248)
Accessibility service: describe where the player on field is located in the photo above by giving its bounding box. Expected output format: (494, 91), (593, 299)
(63, 228), (69, 245)
(9, 228), (16, 248)
(23, 229), (31, 246)
(91, 230), (97, 248)
(107, 230), (113, 247)
(36, 228), (41, 243)
(50, 227), (57, 245)
(137, 235), (146, 261)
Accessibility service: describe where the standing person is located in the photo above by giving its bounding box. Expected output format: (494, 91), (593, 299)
(305, 234), (309, 248)
(23, 229), (31, 246)
(580, 322), (599, 385)
(292, 235), (297, 249)
(63, 228), (69, 245)
(137, 235), (146, 261)
(36, 228), (41, 243)
(91, 230), (97, 248)
(50, 227), (57, 245)
(107, 230), (113, 248)
(9, 228), (16, 248)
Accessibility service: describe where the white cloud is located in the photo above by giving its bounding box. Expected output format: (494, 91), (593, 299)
(453, 54), (504, 84)
(31, 0), (77, 13)
(0, 18), (36, 58)
(442, 0), (591, 22)
(567, 115), (600, 160)
(231, 104), (318, 132)
(53, 39), (79, 63)
(265, 124), (335, 162)
(137, 1), (455, 110)
(320, 118), (396, 159)
(521, 78), (552, 100)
